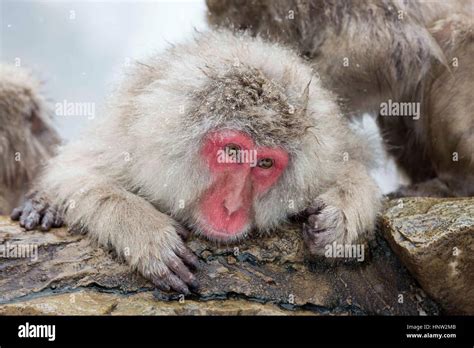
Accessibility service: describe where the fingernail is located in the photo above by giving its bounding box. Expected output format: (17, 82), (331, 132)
(189, 278), (199, 290)
(191, 259), (200, 270)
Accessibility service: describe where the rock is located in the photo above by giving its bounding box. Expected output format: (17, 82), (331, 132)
(380, 197), (474, 314)
(0, 291), (314, 316)
(0, 215), (438, 315)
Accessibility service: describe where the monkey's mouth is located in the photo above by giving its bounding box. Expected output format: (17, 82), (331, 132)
(197, 193), (253, 241)
(196, 215), (250, 242)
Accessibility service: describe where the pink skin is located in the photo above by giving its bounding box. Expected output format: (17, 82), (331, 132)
(199, 130), (289, 241)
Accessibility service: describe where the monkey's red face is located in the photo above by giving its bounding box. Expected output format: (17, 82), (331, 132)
(199, 130), (289, 241)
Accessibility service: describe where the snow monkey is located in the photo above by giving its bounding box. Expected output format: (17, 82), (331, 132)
(206, 0), (474, 197)
(11, 31), (381, 293)
(0, 64), (60, 215)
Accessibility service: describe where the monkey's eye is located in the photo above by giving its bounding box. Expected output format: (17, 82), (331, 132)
(224, 143), (241, 158)
(257, 158), (274, 169)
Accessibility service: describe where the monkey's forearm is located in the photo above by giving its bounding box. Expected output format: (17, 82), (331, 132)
(67, 180), (199, 293)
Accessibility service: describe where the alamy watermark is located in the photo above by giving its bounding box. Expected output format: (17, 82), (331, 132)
(325, 241), (365, 261)
(55, 99), (95, 119)
(380, 99), (420, 120)
(18, 322), (55, 341)
(0, 242), (38, 261)
(217, 147), (258, 167)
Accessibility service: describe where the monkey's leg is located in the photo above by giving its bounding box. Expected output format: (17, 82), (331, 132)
(302, 161), (381, 257)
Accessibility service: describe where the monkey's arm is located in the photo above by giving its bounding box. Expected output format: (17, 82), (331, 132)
(302, 161), (381, 256)
(13, 165), (199, 294)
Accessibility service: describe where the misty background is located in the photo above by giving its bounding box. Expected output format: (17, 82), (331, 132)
(0, 0), (405, 192)
(1, 0), (208, 139)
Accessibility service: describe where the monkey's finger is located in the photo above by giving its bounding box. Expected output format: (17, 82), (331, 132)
(24, 210), (41, 230)
(151, 276), (171, 292)
(40, 208), (56, 231)
(165, 272), (191, 295)
(10, 207), (23, 221)
(174, 225), (191, 240)
(302, 222), (326, 243)
(308, 214), (327, 232)
(53, 211), (64, 228)
(168, 256), (199, 289)
(176, 246), (200, 270)
(19, 200), (34, 227)
(305, 216), (327, 234)
(302, 223), (334, 256)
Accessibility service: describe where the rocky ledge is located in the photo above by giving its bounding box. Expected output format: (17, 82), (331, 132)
(381, 197), (473, 314)
(0, 197), (472, 315)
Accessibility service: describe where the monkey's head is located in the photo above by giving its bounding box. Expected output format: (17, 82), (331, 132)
(118, 31), (367, 242)
(0, 64), (60, 193)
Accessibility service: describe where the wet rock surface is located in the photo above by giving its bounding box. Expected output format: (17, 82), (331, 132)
(0, 207), (442, 315)
(381, 197), (474, 314)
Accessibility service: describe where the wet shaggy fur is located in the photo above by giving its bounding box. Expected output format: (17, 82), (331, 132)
(207, 0), (474, 196)
(0, 64), (60, 214)
(30, 31), (381, 287)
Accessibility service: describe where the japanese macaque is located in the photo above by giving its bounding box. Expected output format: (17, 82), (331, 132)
(0, 64), (60, 215)
(206, 0), (474, 197)
(11, 31), (381, 293)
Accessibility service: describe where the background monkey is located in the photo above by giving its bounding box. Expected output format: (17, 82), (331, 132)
(11, 31), (381, 293)
(0, 64), (60, 215)
(206, 0), (474, 197)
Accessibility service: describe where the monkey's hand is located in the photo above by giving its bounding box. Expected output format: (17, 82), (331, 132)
(59, 183), (200, 295)
(132, 221), (200, 295)
(302, 197), (346, 257)
(10, 192), (63, 231)
(302, 162), (381, 258)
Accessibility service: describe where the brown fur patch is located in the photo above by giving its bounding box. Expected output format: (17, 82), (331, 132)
(188, 64), (312, 148)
